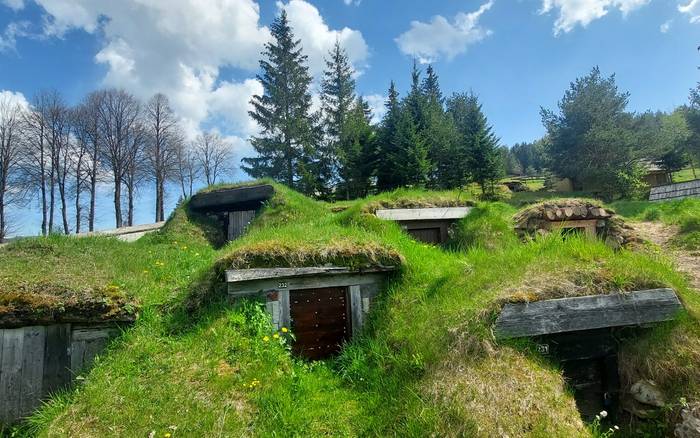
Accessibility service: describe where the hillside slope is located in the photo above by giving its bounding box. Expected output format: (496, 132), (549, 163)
(2, 183), (699, 437)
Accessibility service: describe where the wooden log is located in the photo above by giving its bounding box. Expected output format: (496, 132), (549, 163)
(495, 288), (682, 339)
(563, 207), (574, 218)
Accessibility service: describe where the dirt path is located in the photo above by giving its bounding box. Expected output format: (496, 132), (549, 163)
(632, 221), (700, 291)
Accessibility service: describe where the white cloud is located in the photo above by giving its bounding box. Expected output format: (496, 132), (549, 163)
(540, 0), (650, 35)
(660, 19), (672, 32)
(395, 0), (494, 63)
(364, 94), (387, 124)
(0, 90), (29, 110)
(679, 0), (700, 23)
(278, 0), (369, 75)
(0, 20), (29, 52)
(6, 0), (368, 151)
(2, 0), (24, 10)
(5, 0), (270, 143)
(342, 0), (361, 5)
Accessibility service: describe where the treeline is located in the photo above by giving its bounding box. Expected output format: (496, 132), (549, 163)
(0, 89), (235, 242)
(243, 11), (503, 200)
(502, 67), (700, 200)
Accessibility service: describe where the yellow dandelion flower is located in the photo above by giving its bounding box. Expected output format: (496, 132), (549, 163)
(273, 333), (280, 339)
(281, 327), (288, 333)
(164, 433), (171, 438)
(262, 336), (270, 342)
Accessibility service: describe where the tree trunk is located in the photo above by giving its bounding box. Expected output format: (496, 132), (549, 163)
(89, 147), (98, 232)
(75, 160), (82, 234)
(127, 182), (134, 227)
(0, 179), (5, 242)
(158, 180), (165, 222)
(114, 175), (122, 228)
(49, 160), (55, 233)
(59, 181), (69, 234)
(40, 141), (47, 236)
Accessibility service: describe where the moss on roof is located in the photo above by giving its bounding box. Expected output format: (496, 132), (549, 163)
(216, 238), (404, 271)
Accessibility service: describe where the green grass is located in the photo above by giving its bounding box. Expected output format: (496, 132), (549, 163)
(2, 183), (700, 436)
(671, 167), (699, 184)
(611, 198), (700, 250)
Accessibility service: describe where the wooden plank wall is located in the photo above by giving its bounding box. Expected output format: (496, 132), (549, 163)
(228, 210), (257, 241)
(0, 323), (122, 425)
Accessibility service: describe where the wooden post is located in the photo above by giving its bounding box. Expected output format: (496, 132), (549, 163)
(349, 285), (363, 337)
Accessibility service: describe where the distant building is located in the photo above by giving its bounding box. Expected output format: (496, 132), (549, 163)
(551, 161), (672, 193)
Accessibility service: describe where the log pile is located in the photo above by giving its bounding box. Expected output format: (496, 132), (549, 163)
(513, 199), (640, 248)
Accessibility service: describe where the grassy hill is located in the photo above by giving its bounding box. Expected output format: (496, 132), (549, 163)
(2, 183), (699, 437)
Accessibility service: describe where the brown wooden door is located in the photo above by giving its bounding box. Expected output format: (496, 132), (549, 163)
(289, 287), (350, 360)
(408, 227), (442, 244)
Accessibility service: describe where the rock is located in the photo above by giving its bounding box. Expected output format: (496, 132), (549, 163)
(622, 396), (658, 419)
(675, 403), (700, 438)
(631, 380), (666, 407)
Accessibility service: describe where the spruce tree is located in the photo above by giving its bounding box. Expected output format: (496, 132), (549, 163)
(338, 97), (375, 198)
(320, 40), (356, 197)
(243, 11), (316, 194)
(448, 92), (502, 196)
(376, 82), (402, 191)
(392, 108), (430, 187)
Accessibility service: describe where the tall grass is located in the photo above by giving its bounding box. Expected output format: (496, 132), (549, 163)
(2, 183), (698, 436)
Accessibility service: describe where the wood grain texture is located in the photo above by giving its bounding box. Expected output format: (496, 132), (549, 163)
(290, 287), (349, 360)
(42, 324), (71, 396)
(495, 289), (682, 339)
(226, 266), (396, 283)
(19, 326), (45, 417)
(375, 207), (472, 221)
(228, 273), (389, 297)
(227, 210), (256, 241)
(0, 328), (24, 423)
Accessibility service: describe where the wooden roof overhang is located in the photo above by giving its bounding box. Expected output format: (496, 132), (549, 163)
(375, 207), (472, 221)
(190, 184), (274, 212)
(494, 288), (683, 340)
(225, 266), (397, 296)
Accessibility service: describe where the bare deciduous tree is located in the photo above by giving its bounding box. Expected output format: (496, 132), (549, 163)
(145, 93), (181, 222)
(97, 89), (141, 228)
(72, 91), (104, 232)
(0, 94), (28, 242)
(194, 131), (234, 186)
(175, 140), (199, 199)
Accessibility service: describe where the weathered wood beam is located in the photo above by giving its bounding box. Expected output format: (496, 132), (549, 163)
(225, 266), (396, 283)
(494, 288), (683, 339)
(190, 184), (274, 212)
(375, 207), (472, 221)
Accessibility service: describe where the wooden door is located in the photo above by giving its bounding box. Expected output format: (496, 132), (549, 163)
(289, 287), (350, 360)
(408, 227), (442, 244)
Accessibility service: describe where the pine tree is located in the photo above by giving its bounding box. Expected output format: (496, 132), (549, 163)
(320, 40), (356, 198)
(404, 60), (426, 131)
(376, 81), (402, 191)
(243, 11), (316, 194)
(392, 108), (430, 187)
(421, 65), (443, 110)
(337, 97), (375, 198)
(448, 92), (502, 196)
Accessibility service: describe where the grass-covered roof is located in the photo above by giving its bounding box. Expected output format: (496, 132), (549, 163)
(2, 181), (699, 437)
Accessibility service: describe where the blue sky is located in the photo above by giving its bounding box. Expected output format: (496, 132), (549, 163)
(1, 0), (699, 236)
